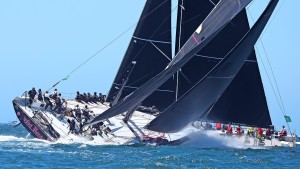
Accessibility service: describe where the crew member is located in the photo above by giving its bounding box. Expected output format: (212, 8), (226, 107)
(87, 92), (92, 102)
(83, 93), (88, 102)
(99, 93), (105, 104)
(67, 119), (76, 134)
(74, 105), (82, 122)
(247, 126), (254, 137)
(75, 91), (82, 102)
(151, 105), (159, 115)
(92, 92), (99, 103)
(279, 125), (287, 140)
(83, 105), (91, 121)
(53, 93), (62, 113)
(51, 89), (58, 100)
(227, 124), (233, 134)
(44, 91), (53, 110)
(257, 127), (263, 139)
(266, 128), (272, 140)
(236, 125), (241, 135)
(37, 89), (43, 101)
(28, 87), (37, 105)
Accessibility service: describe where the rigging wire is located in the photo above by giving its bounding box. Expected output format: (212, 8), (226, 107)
(260, 41), (287, 115)
(247, 0), (291, 133)
(262, 0), (287, 37)
(255, 47), (292, 134)
(47, 0), (171, 91)
(253, 0), (288, 117)
(248, 11), (285, 113)
(108, 4), (179, 98)
(108, 1), (177, 98)
(247, 0), (287, 37)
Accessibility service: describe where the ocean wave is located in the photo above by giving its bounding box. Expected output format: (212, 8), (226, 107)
(0, 135), (28, 142)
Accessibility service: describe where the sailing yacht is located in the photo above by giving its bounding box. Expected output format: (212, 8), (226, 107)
(12, 0), (296, 147)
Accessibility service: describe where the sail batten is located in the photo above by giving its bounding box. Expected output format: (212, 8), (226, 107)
(174, 0), (271, 127)
(132, 36), (171, 44)
(106, 0), (175, 111)
(85, 0), (253, 127)
(146, 0), (278, 133)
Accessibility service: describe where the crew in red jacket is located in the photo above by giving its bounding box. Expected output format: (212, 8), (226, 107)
(236, 125), (241, 135)
(257, 127), (263, 139)
(279, 126), (287, 137)
(227, 124), (233, 134)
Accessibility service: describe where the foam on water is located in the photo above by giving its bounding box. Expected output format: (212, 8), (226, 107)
(182, 130), (266, 149)
(1, 124), (299, 168)
(0, 131), (264, 149)
(0, 135), (27, 142)
(0, 134), (124, 148)
(54, 136), (123, 146)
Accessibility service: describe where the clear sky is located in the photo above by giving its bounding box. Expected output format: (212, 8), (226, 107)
(0, 0), (299, 134)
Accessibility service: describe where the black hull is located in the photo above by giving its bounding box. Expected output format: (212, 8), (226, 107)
(12, 100), (56, 141)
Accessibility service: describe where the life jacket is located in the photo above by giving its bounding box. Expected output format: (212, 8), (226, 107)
(236, 126), (241, 134)
(257, 128), (263, 135)
(266, 129), (271, 136)
(248, 127), (254, 133)
(280, 129), (287, 136)
(227, 125), (232, 133)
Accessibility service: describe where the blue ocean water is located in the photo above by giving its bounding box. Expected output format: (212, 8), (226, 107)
(0, 123), (299, 169)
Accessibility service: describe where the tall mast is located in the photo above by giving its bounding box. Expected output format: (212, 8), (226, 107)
(173, 0), (271, 127)
(86, 0), (253, 127)
(147, 0), (279, 133)
(106, 0), (175, 111)
(175, 0), (185, 101)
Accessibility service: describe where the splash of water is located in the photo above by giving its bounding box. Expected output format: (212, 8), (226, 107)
(25, 133), (31, 139)
(181, 130), (266, 149)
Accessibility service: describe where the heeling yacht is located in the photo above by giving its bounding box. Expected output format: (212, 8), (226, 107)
(12, 0), (296, 147)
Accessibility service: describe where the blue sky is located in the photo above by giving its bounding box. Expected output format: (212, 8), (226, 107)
(0, 0), (299, 134)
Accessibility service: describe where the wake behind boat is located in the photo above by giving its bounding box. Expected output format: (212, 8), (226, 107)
(12, 0), (297, 148)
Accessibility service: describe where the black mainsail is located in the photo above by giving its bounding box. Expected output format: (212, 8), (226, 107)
(174, 1), (272, 127)
(146, 0), (278, 133)
(106, 0), (176, 110)
(86, 0), (253, 127)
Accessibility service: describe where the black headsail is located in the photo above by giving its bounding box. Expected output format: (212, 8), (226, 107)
(85, 0), (253, 127)
(106, 0), (176, 111)
(174, 1), (271, 127)
(146, 0), (278, 133)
